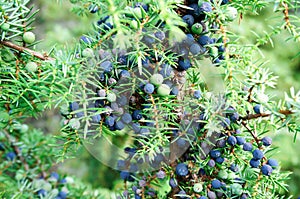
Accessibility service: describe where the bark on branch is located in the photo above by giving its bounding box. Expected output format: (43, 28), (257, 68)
(0, 40), (54, 61)
(239, 110), (294, 121)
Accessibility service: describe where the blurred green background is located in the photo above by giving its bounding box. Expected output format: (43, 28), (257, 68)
(29, 0), (300, 197)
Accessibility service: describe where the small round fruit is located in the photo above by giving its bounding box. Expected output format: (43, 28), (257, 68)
(20, 124), (29, 133)
(191, 23), (203, 35)
(230, 183), (243, 195)
(69, 118), (80, 130)
(261, 164), (273, 176)
(150, 74), (164, 86)
(261, 136), (272, 146)
(189, 43), (202, 55)
(5, 151), (16, 161)
(130, 20), (138, 29)
(250, 158), (260, 168)
(243, 142), (253, 151)
(267, 159), (279, 168)
(225, 7), (238, 21)
(133, 7), (142, 18)
(229, 164), (239, 172)
(169, 178), (178, 188)
(218, 170), (228, 179)
(82, 48), (94, 57)
(107, 92), (117, 102)
(211, 179), (221, 189)
(193, 183), (203, 193)
(23, 31), (36, 44)
(1, 23), (10, 31)
(210, 149), (221, 159)
(198, 35), (211, 46)
(25, 62), (38, 72)
(253, 104), (262, 114)
(207, 159), (216, 167)
(252, 149), (264, 160)
(194, 90), (201, 99)
(182, 15), (195, 27)
(144, 83), (155, 94)
(209, 47), (219, 58)
(175, 163), (189, 177)
(157, 84), (171, 97)
(178, 58), (191, 71)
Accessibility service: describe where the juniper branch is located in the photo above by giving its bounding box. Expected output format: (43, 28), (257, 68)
(0, 40), (54, 61)
(239, 110), (294, 121)
(3, 129), (29, 171)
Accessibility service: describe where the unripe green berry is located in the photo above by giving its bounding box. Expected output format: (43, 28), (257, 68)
(124, 6), (134, 17)
(157, 84), (171, 97)
(25, 62), (38, 72)
(1, 23), (10, 31)
(23, 31), (36, 44)
(150, 74), (164, 86)
(218, 170), (228, 179)
(130, 20), (138, 29)
(82, 48), (94, 57)
(230, 183), (243, 195)
(20, 124), (29, 133)
(107, 92), (117, 102)
(191, 23), (203, 35)
(225, 7), (238, 21)
(133, 7), (142, 18)
(193, 183), (203, 193)
(209, 47), (219, 58)
(69, 118), (80, 130)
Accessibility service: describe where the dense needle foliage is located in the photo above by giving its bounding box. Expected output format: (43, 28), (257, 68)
(0, 0), (300, 198)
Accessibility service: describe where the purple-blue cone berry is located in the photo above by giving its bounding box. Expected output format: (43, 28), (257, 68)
(250, 158), (260, 168)
(211, 179), (222, 189)
(261, 164), (273, 176)
(253, 104), (262, 114)
(176, 163), (189, 177)
(261, 136), (272, 146)
(144, 83), (155, 94)
(210, 150), (221, 159)
(227, 136), (237, 146)
(267, 159), (279, 168)
(182, 15), (195, 27)
(169, 177), (178, 188)
(243, 142), (253, 151)
(236, 137), (246, 145)
(252, 149), (264, 160)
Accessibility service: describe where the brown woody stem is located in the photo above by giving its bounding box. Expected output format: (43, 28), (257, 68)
(0, 40), (54, 61)
(239, 110), (293, 121)
(3, 129), (29, 171)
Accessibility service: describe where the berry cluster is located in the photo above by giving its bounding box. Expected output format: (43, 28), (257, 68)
(0, 125), (73, 199)
(33, 172), (69, 199)
(64, 1), (283, 198)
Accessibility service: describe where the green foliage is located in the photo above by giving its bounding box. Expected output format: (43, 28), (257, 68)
(0, 0), (300, 198)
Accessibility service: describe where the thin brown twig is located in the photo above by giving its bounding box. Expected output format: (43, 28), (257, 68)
(239, 109), (294, 121)
(241, 121), (260, 146)
(3, 129), (29, 171)
(282, 2), (291, 29)
(0, 40), (54, 61)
